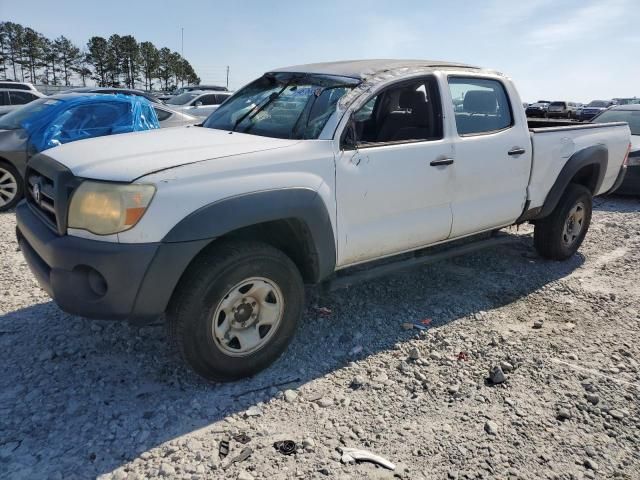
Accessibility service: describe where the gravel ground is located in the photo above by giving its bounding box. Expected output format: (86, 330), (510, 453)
(1, 196), (639, 480)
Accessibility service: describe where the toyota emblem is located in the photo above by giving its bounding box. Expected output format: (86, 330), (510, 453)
(33, 183), (41, 204)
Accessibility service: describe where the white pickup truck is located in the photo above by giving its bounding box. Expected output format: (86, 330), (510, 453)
(16, 60), (630, 381)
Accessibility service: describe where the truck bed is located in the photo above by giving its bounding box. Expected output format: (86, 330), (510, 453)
(526, 121), (630, 211)
(527, 118), (580, 129)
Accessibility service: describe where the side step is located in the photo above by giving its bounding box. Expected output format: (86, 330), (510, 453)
(323, 233), (521, 292)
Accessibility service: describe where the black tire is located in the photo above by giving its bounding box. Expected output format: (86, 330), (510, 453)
(534, 183), (592, 260)
(167, 240), (304, 382)
(0, 161), (23, 212)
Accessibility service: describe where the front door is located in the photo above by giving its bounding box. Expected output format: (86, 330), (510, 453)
(335, 76), (454, 267)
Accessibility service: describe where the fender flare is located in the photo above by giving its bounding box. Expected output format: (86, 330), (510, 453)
(536, 144), (607, 219)
(162, 188), (337, 281)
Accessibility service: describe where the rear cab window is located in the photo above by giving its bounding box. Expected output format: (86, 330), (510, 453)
(448, 77), (513, 136)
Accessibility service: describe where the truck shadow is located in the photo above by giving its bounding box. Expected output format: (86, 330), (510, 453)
(0, 233), (585, 479)
(594, 195), (640, 213)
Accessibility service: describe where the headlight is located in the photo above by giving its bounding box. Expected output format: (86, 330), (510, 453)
(68, 181), (156, 235)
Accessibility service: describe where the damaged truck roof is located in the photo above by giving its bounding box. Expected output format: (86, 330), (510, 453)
(269, 59), (481, 79)
(270, 59), (499, 112)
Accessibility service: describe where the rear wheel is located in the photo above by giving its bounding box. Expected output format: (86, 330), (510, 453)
(534, 184), (592, 260)
(0, 161), (23, 212)
(167, 240), (305, 382)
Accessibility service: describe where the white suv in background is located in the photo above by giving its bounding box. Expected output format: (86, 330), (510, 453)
(0, 81), (40, 93)
(0, 88), (45, 116)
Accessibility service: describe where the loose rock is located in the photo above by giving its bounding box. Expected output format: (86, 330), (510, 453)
(489, 366), (506, 384)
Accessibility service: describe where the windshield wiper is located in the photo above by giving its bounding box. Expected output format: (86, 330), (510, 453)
(231, 76), (299, 132)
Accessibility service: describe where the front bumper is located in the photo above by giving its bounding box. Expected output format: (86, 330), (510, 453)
(16, 201), (209, 323)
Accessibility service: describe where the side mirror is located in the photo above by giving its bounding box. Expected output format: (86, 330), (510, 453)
(194, 101), (203, 107)
(341, 116), (358, 151)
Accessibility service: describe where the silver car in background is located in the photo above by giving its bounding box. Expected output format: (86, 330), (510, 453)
(153, 104), (199, 127)
(165, 90), (233, 118)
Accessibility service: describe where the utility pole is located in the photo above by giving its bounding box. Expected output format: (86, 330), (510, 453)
(181, 27), (184, 86)
(226, 66), (229, 89)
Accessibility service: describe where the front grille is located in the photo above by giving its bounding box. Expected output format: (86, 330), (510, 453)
(24, 155), (80, 235)
(26, 170), (57, 228)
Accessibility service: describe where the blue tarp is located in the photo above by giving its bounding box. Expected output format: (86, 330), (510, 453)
(21, 94), (160, 152)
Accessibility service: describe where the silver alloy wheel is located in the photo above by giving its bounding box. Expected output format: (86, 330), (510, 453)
(562, 201), (585, 247)
(0, 166), (18, 207)
(212, 277), (285, 357)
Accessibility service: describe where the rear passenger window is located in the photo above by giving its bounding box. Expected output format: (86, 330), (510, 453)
(9, 91), (36, 105)
(154, 107), (172, 121)
(448, 77), (512, 135)
(199, 94), (218, 106)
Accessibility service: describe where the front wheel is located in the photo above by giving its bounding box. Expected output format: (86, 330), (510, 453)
(167, 240), (305, 382)
(534, 184), (592, 260)
(0, 161), (23, 212)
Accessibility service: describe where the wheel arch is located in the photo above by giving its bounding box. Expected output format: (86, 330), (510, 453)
(162, 188), (337, 284)
(536, 144), (606, 219)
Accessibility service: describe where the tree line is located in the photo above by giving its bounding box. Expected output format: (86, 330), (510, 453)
(0, 22), (200, 91)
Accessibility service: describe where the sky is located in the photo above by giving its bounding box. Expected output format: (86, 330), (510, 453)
(1, 0), (638, 102)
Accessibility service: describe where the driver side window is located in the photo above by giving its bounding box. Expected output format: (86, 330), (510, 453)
(348, 76), (443, 147)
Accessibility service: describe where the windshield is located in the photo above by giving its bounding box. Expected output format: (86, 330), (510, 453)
(0, 98), (61, 130)
(550, 102), (566, 107)
(203, 73), (358, 140)
(593, 110), (640, 135)
(587, 101), (609, 108)
(166, 92), (200, 105)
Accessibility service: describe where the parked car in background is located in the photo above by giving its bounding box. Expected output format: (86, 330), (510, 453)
(580, 100), (614, 121)
(525, 101), (550, 117)
(592, 105), (640, 194)
(157, 85), (229, 101)
(153, 104), (200, 127)
(165, 90), (233, 117)
(547, 101), (580, 119)
(0, 94), (160, 211)
(14, 59), (630, 381)
(62, 87), (163, 104)
(0, 81), (40, 93)
(0, 89), (46, 116)
(613, 97), (640, 106)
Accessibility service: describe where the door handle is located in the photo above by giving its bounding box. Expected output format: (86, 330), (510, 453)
(508, 147), (526, 156)
(430, 158), (454, 167)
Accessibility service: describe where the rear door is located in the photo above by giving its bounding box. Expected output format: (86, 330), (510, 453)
(335, 75), (454, 266)
(444, 75), (531, 237)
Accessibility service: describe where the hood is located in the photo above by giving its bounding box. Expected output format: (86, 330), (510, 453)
(41, 126), (299, 182)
